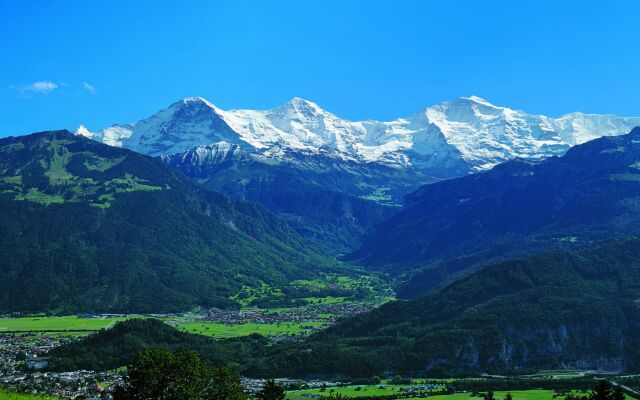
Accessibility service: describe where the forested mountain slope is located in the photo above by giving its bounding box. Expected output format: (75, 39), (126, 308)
(164, 145), (400, 253)
(0, 130), (341, 313)
(263, 237), (640, 377)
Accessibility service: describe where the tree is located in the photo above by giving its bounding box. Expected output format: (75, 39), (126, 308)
(612, 386), (625, 400)
(207, 367), (247, 400)
(114, 348), (246, 400)
(484, 391), (496, 400)
(256, 379), (286, 400)
(504, 392), (513, 400)
(117, 348), (177, 399)
(564, 394), (588, 400)
(590, 380), (613, 400)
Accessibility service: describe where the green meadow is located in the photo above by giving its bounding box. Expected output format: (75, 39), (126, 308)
(0, 388), (57, 399)
(0, 316), (128, 333)
(302, 296), (346, 305)
(170, 321), (329, 338)
(414, 391), (632, 400)
(424, 392), (563, 400)
(0, 315), (329, 340)
(287, 389), (629, 400)
(287, 384), (439, 399)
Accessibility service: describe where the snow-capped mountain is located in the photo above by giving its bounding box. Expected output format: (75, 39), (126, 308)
(76, 96), (640, 252)
(77, 96), (640, 172)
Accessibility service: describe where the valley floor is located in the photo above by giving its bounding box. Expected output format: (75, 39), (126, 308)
(2, 287), (639, 400)
(0, 289), (390, 398)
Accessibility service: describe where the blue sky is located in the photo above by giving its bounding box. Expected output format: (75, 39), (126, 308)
(1, 0), (639, 137)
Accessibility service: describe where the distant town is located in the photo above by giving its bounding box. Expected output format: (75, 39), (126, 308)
(0, 301), (377, 398)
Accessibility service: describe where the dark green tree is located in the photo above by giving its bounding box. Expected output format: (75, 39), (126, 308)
(114, 348), (246, 400)
(612, 386), (625, 400)
(590, 380), (613, 400)
(256, 379), (286, 400)
(207, 367), (247, 400)
(504, 392), (513, 400)
(564, 394), (587, 400)
(484, 391), (496, 400)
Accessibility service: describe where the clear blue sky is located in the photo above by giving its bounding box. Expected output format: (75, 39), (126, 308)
(2, 0), (639, 137)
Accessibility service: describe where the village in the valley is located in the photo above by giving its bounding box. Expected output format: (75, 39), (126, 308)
(0, 301), (377, 399)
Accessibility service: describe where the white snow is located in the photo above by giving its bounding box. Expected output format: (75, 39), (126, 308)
(76, 96), (640, 171)
(75, 125), (93, 139)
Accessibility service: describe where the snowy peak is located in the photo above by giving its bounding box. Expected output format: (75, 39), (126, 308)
(418, 97), (559, 169)
(174, 96), (224, 114)
(463, 95), (497, 106)
(79, 96), (640, 173)
(278, 97), (324, 113)
(78, 96), (244, 155)
(75, 125), (93, 139)
(450, 95), (504, 111)
(427, 96), (514, 122)
(266, 97), (330, 130)
(166, 96), (226, 119)
(269, 97), (329, 129)
(182, 96), (209, 104)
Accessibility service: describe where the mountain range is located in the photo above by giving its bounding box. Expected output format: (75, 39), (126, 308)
(78, 96), (640, 173)
(76, 96), (640, 251)
(5, 96), (640, 376)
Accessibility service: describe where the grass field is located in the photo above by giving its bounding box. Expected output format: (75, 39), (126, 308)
(287, 388), (625, 400)
(0, 388), (57, 399)
(0, 316), (128, 333)
(410, 390), (630, 400)
(0, 315), (329, 340)
(287, 384), (442, 399)
(171, 321), (329, 338)
(421, 391), (560, 400)
(291, 274), (395, 306)
(302, 296), (346, 305)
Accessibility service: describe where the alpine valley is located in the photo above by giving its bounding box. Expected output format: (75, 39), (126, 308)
(45, 125), (640, 378)
(7, 3), (640, 398)
(3, 95), (640, 387)
(77, 96), (640, 252)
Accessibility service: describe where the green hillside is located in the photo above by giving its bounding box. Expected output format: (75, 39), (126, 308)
(0, 130), (343, 313)
(259, 237), (640, 377)
(46, 318), (264, 371)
